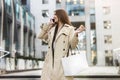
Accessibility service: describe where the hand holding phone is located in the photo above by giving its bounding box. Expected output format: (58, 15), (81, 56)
(49, 18), (55, 25)
(52, 19), (55, 22)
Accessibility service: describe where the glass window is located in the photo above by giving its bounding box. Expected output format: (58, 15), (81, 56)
(42, 0), (48, 4)
(5, 0), (11, 6)
(23, 33), (27, 55)
(104, 35), (112, 44)
(27, 14), (32, 29)
(103, 7), (111, 15)
(91, 30), (97, 66)
(16, 4), (20, 19)
(56, 0), (61, 3)
(104, 21), (111, 29)
(5, 0), (12, 14)
(22, 8), (26, 25)
(56, 0), (62, 9)
(90, 14), (95, 23)
(78, 30), (86, 50)
(90, 8), (95, 15)
(105, 50), (113, 66)
(66, 0), (85, 16)
(21, 0), (27, 5)
(30, 17), (34, 30)
(42, 10), (49, 17)
(15, 28), (20, 51)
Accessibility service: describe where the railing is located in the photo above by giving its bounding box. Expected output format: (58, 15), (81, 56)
(0, 47), (10, 74)
(0, 47), (10, 59)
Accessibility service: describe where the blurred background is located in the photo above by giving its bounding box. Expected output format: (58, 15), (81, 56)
(0, 0), (120, 78)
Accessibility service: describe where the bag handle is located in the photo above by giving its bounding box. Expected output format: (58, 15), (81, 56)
(66, 45), (80, 57)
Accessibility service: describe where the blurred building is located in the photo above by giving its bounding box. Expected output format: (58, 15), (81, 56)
(95, 0), (120, 66)
(30, 0), (120, 66)
(30, 0), (56, 59)
(0, 0), (40, 73)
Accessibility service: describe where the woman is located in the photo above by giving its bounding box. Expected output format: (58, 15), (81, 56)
(38, 9), (85, 80)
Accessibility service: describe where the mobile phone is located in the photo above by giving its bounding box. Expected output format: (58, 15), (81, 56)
(52, 19), (55, 22)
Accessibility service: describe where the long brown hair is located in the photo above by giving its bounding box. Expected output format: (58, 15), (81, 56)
(55, 9), (72, 26)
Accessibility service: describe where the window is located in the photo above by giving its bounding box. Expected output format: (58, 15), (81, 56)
(105, 50), (112, 54)
(66, 0), (85, 16)
(56, 0), (61, 3)
(22, 9), (26, 24)
(56, 0), (62, 8)
(105, 50), (113, 66)
(103, 7), (110, 15)
(5, 0), (12, 14)
(42, 10), (49, 17)
(42, 0), (48, 4)
(21, 0), (27, 5)
(16, 4), (20, 19)
(104, 21), (111, 29)
(90, 8), (95, 15)
(79, 0), (84, 5)
(104, 35), (112, 44)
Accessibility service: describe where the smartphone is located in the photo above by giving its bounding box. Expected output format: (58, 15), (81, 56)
(52, 19), (55, 22)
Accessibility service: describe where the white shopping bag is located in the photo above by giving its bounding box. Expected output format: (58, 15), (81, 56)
(61, 53), (89, 76)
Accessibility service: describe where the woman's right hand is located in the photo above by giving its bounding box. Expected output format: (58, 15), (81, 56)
(49, 18), (55, 25)
(47, 19), (55, 31)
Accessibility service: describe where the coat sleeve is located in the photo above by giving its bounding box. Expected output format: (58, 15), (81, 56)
(38, 23), (50, 43)
(69, 26), (79, 49)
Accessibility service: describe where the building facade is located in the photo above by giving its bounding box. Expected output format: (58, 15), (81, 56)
(30, 0), (56, 59)
(0, 0), (40, 73)
(95, 0), (120, 66)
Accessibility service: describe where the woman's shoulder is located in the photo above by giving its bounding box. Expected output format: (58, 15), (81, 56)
(64, 24), (75, 29)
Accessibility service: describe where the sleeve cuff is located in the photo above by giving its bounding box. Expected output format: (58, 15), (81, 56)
(41, 23), (50, 31)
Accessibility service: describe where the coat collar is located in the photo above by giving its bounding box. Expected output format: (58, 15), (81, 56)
(50, 24), (71, 42)
(55, 24), (70, 42)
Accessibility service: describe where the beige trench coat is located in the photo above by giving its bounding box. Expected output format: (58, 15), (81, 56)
(38, 24), (79, 80)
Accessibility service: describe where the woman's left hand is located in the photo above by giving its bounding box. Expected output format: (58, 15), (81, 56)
(75, 25), (85, 35)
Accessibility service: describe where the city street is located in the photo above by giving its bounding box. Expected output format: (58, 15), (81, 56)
(1, 0), (120, 80)
(0, 66), (120, 80)
(0, 70), (41, 80)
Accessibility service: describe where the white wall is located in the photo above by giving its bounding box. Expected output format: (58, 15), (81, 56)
(95, 0), (106, 66)
(110, 0), (120, 49)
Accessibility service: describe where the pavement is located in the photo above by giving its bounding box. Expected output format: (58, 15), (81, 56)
(0, 66), (120, 78)
(73, 66), (120, 78)
(75, 66), (119, 75)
